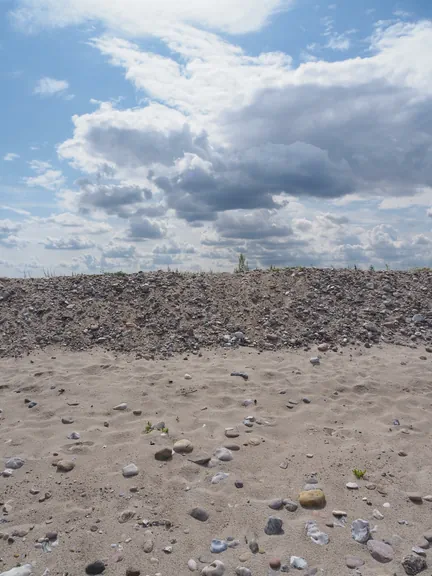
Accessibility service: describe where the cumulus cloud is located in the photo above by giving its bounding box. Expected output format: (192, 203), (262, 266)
(43, 236), (96, 250)
(40, 212), (112, 234)
(34, 76), (70, 96)
(126, 216), (165, 240)
(0, 219), (28, 248)
(23, 160), (65, 190)
(3, 153), (20, 162)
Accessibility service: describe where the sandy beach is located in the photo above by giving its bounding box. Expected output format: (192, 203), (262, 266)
(1, 342), (432, 576)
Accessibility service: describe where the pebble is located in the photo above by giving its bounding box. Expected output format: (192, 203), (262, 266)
(269, 499), (284, 510)
(185, 373), (192, 379)
(126, 569), (140, 576)
(235, 569), (251, 576)
(61, 416), (74, 424)
(367, 539), (394, 563)
(85, 561), (105, 575)
(399, 450), (408, 457)
(28, 402), (37, 408)
(2, 468), (13, 477)
(248, 437), (261, 446)
(284, 499), (298, 512)
(306, 454), (314, 459)
(243, 418), (254, 428)
(310, 357), (320, 365)
(122, 463), (139, 478)
(210, 539), (228, 553)
(423, 531), (432, 542)
(248, 536), (259, 554)
(188, 559), (198, 572)
(416, 538), (429, 550)
(133, 410), (142, 416)
(201, 560), (225, 576)
(346, 482), (359, 490)
(306, 520), (329, 545)
(366, 483), (376, 490)
(5, 457), (25, 470)
(299, 489), (326, 509)
(351, 519), (370, 543)
(290, 556), (307, 570)
(211, 472), (229, 484)
(189, 507), (209, 522)
(408, 493), (423, 503)
(155, 448), (173, 461)
(423, 495), (432, 502)
(225, 427), (240, 438)
(345, 556), (364, 569)
(56, 460), (75, 472)
(412, 547), (427, 556)
(173, 439), (194, 454)
(113, 403), (128, 411)
(332, 510), (347, 517)
(265, 516), (283, 535)
(373, 509), (384, 520)
(214, 447), (233, 461)
(401, 553), (427, 575)
(189, 455), (212, 466)
(235, 480), (244, 489)
(143, 534), (154, 553)
(303, 397), (311, 404)
(318, 343), (329, 352)
(118, 510), (135, 523)
(67, 432), (80, 440)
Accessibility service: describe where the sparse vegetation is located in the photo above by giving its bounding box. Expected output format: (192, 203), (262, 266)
(234, 253), (249, 273)
(161, 427), (169, 434)
(353, 468), (367, 479)
(145, 421), (153, 433)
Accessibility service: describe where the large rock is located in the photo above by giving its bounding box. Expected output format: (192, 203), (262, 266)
(367, 540), (394, 563)
(299, 489), (326, 509)
(173, 439), (194, 454)
(402, 554), (427, 575)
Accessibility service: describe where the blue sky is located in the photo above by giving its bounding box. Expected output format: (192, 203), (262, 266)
(1, 0), (432, 276)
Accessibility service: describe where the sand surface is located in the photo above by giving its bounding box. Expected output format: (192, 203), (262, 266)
(1, 344), (432, 576)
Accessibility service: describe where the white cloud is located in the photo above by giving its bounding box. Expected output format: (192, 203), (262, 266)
(43, 236), (96, 250)
(11, 0), (294, 36)
(23, 160), (66, 190)
(3, 153), (20, 161)
(40, 212), (112, 234)
(34, 76), (69, 96)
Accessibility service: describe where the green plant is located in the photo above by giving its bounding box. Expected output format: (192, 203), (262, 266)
(385, 263), (390, 271)
(353, 468), (366, 479)
(235, 253), (249, 273)
(161, 427), (169, 434)
(145, 421), (153, 433)
(369, 265), (375, 272)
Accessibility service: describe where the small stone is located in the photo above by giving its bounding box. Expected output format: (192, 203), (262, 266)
(2, 469), (13, 477)
(424, 531), (432, 542)
(185, 373), (192, 379)
(225, 427), (240, 438)
(201, 560), (225, 576)
(188, 454), (212, 466)
(5, 457), (25, 470)
(402, 553), (427, 575)
(248, 437), (261, 446)
(231, 372), (248, 380)
(235, 568), (251, 576)
(306, 520), (329, 545)
(126, 569), (140, 576)
(318, 343), (329, 352)
(113, 403), (128, 411)
(408, 493), (423, 503)
(290, 556), (307, 570)
(122, 463), (139, 478)
(264, 516), (283, 535)
(155, 448), (173, 461)
(346, 482), (359, 490)
(423, 495), (432, 502)
(247, 535), (259, 554)
(46, 531), (57, 540)
(270, 558), (281, 570)
(143, 538), (154, 553)
(372, 509), (384, 520)
(351, 519), (370, 543)
(302, 397), (311, 404)
(269, 499), (284, 510)
(345, 556), (365, 569)
(399, 450), (408, 457)
(173, 439), (194, 454)
(67, 432), (80, 440)
(214, 447), (233, 461)
(224, 443), (240, 451)
(366, 483), (376, 490)
(61, 417), (74, 424)
(299, 489), (326, 509)
(235, 480), (243, 489)
(118, 510), (135, 523)
(28, 401), (37, 408)
(412, 547), (427, 556)
(85, 561), (105, 575)
(211, 472), (229, 484)
(133, 410), (142, 416)
(416, 538), (429, 550)
(210, 539), (227, 553)
(188, 559), (198, 572)
(30, 487), (40, 495)
(189, 507), (209, 522)
(332, 510), (347, 517)
(367, 539), (394, 563)
(284, 499), (298, 512)
(56, 460), (75, 472)
(310, 357), (320, 365)
(163, 546), (173, 554)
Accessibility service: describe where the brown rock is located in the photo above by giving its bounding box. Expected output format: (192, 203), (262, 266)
(299, 489), (326, 509)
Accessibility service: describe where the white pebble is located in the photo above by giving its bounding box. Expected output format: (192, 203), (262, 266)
(188, 559), (197, 572)
(185, 374), (192, 380)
